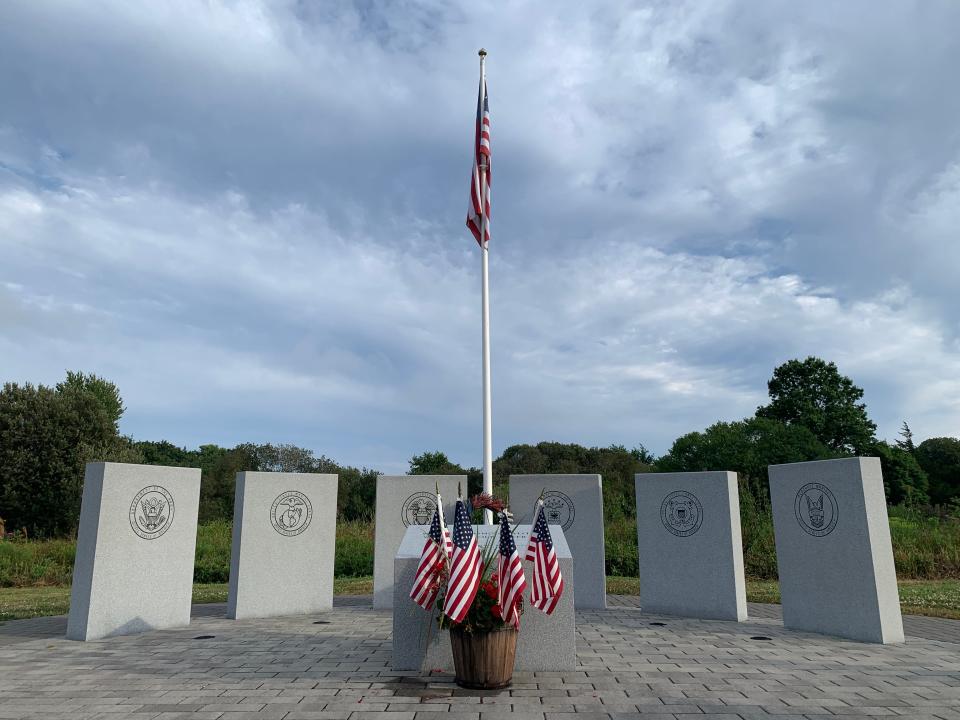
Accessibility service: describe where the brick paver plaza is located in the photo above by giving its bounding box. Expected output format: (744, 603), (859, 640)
(3, 597), (960, 720)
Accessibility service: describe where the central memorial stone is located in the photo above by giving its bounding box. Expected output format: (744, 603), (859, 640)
(373, 475), (463, 609)
(392, 523), (575, 671)
(509, 474), (606, 609)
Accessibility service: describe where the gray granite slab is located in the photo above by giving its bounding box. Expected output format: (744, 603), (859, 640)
(392, 523), (575, 671)
(509, 474), (606, 609)
(373, 475), (464, 609)
(635, 471), (747, 621)
(227, 471), (338, 619)
(769, 456), (904, 643)
(66, 462), (201, 641)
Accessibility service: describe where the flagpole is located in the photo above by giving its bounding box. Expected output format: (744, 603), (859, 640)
(478, 48), (493, 525)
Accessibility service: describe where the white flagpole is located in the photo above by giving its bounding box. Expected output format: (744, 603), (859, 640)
(478, 48), (493, 525)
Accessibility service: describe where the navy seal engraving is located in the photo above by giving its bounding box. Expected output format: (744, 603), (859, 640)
(129, 485), (175, 540)
(401, 492), (436, 527)
(270, 491), (313, 536)
(794, 482), (838, 537)
(660, 490), (703, 537)
(542, 490), (575, 532)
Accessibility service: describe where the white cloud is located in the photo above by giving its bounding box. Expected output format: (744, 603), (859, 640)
(1, 0), (958, 469)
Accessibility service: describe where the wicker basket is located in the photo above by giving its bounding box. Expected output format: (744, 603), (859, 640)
(449, 626), (518, 689)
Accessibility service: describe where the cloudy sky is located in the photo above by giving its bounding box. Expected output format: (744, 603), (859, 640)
(2, 1), (958, 472)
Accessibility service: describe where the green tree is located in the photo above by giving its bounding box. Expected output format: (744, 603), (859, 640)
(871, 441), (929, 505)
(896, 421), (916, 453)
(915, 437), (960, 505)
(656, 417), (835, 501)
(756, 357), (877, 454)
(56, 371), (125, 431)
(408, 451), (465, 475)
(0, 378), (131, 536)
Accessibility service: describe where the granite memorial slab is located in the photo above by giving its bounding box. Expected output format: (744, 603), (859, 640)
(769, 457), (904, 644)
(509, 474), (606, 609)
(392, 523), (576, 671)
(373, 475), (463, 609)
(635, 471), (747, 621)
(227, 471), (338, 619)
(67, 462), (201, 641)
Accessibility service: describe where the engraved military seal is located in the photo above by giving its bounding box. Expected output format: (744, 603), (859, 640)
(795, 482), (838, 537)
(542, 490), (575, 531)
(270, 491), (313, 536)
(401, 492), (436, 527)
(129, 485), (175, 540)
(660, 490), (703, 537)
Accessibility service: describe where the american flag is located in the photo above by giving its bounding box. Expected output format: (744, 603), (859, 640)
(466, 71), (491, 247)
(442, 498), (482, 623)
(409, 500), (450, 610)
(497, 511), (526, 629)
(524, 499), (564, 614)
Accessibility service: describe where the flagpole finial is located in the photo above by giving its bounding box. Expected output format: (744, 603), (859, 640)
(478, 48), (487, 57)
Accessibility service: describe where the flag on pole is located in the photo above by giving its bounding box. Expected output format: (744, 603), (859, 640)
(525, 498), (564, 614)
(467, 67), (491, 247)
(496, 511), (527, 629)
(409, 498), (451, 610)
(443, 498), (482, 623)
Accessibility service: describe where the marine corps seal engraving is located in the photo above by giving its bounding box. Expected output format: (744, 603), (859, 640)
(401, 492), (436, 527)
(270, 491), (313, 536)
(794, 482), (838, 537)
(129, 485), (175, 540)
(660, 490), (703, 537)
(542, 490), (575, 531)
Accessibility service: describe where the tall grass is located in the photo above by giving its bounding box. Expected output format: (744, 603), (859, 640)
(2, 504), (959, 588)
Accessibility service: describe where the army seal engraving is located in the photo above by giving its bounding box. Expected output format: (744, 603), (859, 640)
(795, 482), (838, 537)
(542, 490), (575, 531)
(129, 485), (175, 540)
(401, 492), (436, 527)
(270, 491), (313, 536)
(660, 490), (703, 537)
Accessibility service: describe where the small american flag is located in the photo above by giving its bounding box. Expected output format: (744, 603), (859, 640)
(442, 498), (482, 623)
(466, 71), (491, 247)
(409, 500), (450, 610)
(497, 511), (526, 629)
(525, 498), (564, 614)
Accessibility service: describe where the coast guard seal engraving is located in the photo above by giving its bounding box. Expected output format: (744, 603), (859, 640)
(270, 491), (313, 536)
(542, 490), (575, 531)
(795, 483), (838, 537)
(660, 490), (702, 537)
(129, 485), (174, 540)
(401, 492), (436, 527)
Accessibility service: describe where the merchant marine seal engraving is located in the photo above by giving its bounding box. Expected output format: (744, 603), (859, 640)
(542, 490), (575, 531)
(660, 490), (703, 537)
(129, 485), (175, 540)
(270, 491), (313, 536)
(401, 492), (436, 527)
(794, 482), (838, 537)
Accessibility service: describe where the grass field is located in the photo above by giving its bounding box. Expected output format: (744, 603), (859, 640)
(4, 577), (959, 622)
(3, 509), (959, 622)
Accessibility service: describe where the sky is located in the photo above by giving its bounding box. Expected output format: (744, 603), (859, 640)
(1, 1), (958, 473)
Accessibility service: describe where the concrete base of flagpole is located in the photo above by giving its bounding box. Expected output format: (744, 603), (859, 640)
(391, 524), (576, 671)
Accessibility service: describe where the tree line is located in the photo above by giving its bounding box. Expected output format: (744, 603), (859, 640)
(2, 358), (959, 537)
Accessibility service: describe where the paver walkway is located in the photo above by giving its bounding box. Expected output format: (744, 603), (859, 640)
(1, 596), (959, 720)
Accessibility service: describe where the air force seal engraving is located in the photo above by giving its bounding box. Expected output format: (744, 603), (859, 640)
(129, 485), (175, 540)
(660, 490), (703, 537)
(270, 491), (313, 536)
(401, 492), (436, 527)
(795, 482), (838, 537)
(542, 490), (575, 531)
